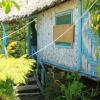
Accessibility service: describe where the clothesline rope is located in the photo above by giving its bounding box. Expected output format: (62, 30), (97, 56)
(0, 18), (35, 41)
(0, 0), (97, 59)
(28, 0), (97, 58)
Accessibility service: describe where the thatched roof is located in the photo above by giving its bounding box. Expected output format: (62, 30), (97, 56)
(0, 0), (68, 22)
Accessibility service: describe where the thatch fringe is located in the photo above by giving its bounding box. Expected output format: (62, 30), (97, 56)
(0, 0), (69, 22)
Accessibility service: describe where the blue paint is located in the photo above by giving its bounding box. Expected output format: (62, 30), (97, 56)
(28, 22), (32, 57)
(28, 16), (37, 57)
(76, 0), (82, 71)
(55, 42), (73, 49)
(44, 60), (98, 80)
(44, 60), (79, 72)
(32, 48), (45, 86)
(81, 7), (99, 77)
(1, 23), (8, 54)
(82, 42), (98, 65)
(86, 28), (100, 47)
(55, 45), (73, 49)
(80, 70), (98, 80)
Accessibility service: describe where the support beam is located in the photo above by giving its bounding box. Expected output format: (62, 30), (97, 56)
(1, 22), (8, 55)
(76, 0), (82, 70)
(28, 21), (32, 57)
(28, 16), (37, 57)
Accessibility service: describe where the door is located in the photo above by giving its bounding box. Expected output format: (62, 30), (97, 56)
(30, 21), (37, 51)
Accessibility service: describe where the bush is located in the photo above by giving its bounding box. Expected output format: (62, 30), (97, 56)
(43, 70), (62, 100)
(0, 79), (15, 100)
(0, 55), (35, 100)
(60, 80), (85, 100)
(43, 71), (100, 100)
(7, 41), (25, 58)
(58, 73), (85, 100)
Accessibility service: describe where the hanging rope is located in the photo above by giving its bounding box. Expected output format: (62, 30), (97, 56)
(0, 0), (97, 59)
(29, 0), (97, 58)
(0, 18), (36, 41)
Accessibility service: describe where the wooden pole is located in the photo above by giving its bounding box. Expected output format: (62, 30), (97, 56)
(1, 22), (8, 58)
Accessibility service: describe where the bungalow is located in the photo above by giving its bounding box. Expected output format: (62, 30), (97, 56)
(0, 0), (99, 80)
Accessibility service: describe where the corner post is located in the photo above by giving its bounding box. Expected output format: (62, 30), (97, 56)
(28, 20), (32, 57)
(76, 0), (82, 70)
(1, 22), (8, 56)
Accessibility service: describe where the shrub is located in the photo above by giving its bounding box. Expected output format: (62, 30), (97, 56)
(0, 55), (35, 100)
(43, 70), (100, 100)
(43, 70), (62, 100)
(0, 79), (15, 100)
(59, 73), (85, 100)
(60, 80), (85, 100)
(7, 41), (25, 58)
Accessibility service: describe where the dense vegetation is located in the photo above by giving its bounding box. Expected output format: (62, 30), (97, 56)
(0, 55), (35, 100)
(43, 70), (100, 100)
(0, 1), (34, 100)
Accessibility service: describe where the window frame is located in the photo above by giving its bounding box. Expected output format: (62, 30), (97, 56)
(54, 9), (73, 48)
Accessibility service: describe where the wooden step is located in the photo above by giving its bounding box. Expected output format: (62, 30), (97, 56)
(15, 85), (39, 92)
(28, 77), (35, 82)
(34, 75), (43, 92)
(16, 92), (40, 96)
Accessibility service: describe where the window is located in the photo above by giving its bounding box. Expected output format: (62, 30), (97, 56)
(55, 10), (73, 25)
(54, 10), (74, 48)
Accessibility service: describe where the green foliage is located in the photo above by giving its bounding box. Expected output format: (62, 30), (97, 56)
(60, 81), (85, 100)
(83, 0), (100, 12)
(0, 0), (20, 14)
(43, 71), (100, 100)
(0, 79), (16, 100)
(96, 47), (100, 59)
(7, 41), (25, 58)
(0, 55), (35, 100)
(43, 70), (61, 100)
(43, 71), (85, 100)
(91, 14), (100, 36)
(59, 73), (85, 100)
(8, 19), (28, 41)
(83, 0), (100, 36)
(0, 17), (28, 58)
(0, 55), (35, 84)
(6, 19), (28, 57)
(0, 40), (2, 52)
(97, 64), (100, 78)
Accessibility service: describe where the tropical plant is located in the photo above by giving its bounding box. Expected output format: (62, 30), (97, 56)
(0, 0), (20, 14)
(0, 54), (35, 84)
(43, 70), (62, 100)
(0, 54), (35, 100)
(7, 41), (25, 58)
(0, 79), (15, 100)
(59, 73), (85, 100)
(97, 64), (100, 79)
(96, 47), (100, 79)
(60, 81), (84, 100)
(83, 0), (100, 36)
